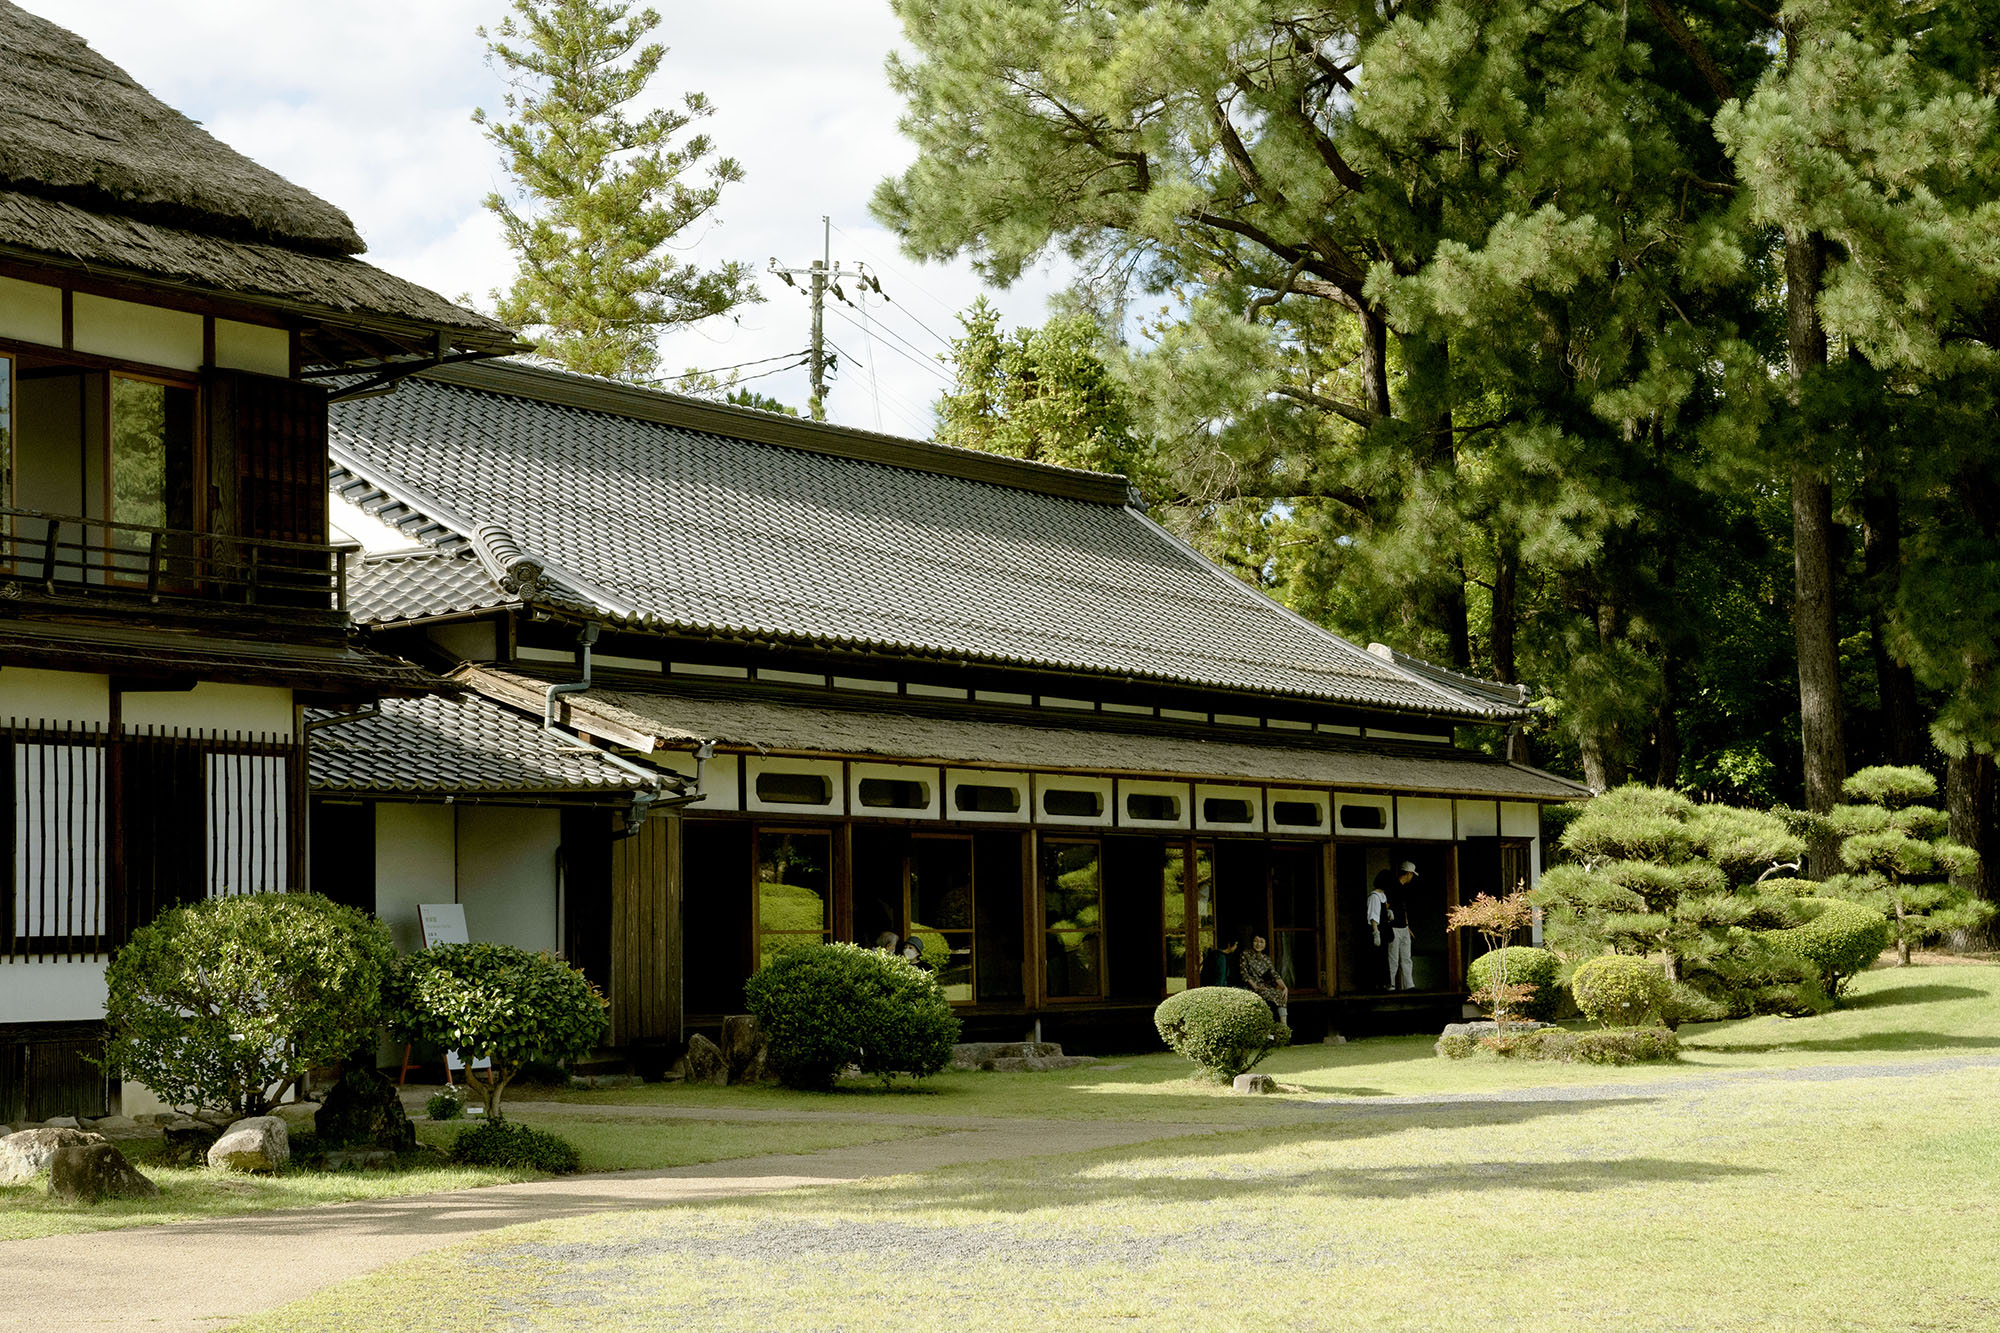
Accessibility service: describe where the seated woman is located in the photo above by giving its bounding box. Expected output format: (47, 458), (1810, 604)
(1238, 932), (1289, 1026)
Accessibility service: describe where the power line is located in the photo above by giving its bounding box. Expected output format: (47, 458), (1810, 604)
(828, 309), (953, 384)
(829, 222), (968, 328)
(822, 340), (940, 437)
(833, 290), (957, 369)
(646, 350), (810, 386)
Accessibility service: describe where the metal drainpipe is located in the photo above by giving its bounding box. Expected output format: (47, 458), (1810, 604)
(541, 624), (711, 828)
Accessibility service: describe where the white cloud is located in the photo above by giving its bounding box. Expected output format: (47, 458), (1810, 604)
(20, 0), (1078, 435)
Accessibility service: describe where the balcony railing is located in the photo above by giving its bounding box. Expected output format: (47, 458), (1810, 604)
(0, 506), (352, 626)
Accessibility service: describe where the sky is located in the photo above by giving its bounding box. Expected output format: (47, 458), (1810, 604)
(26, 0), (1074, 438)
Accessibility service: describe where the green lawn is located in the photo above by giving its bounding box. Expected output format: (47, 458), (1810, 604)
(240, 1045), (2000, 1330)
(0, 1112), (930, 1241)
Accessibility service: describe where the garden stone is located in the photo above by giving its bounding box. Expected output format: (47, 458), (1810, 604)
(49, 1142), (157, 1203)
(682, 1033), (728, 1087)
(1232, 1074), (1278, 1094)
(316, 1065), (414, 1151)
(721, 1014), (770, 1084)
(161, 1118), (221, 1164)
(272, 1102), (320, 1135)
(323, 1149), (398, 1171)
(88, 1114), (141, 1136)
(0, 1127), (106, 1183)
(207, 1116), (289, 1173)
(42, 1115), (81, 1129)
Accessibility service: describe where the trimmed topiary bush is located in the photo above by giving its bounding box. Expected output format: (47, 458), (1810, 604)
(1660, 980), (1731, 1029)
(1759, 898), (1890, 997)
(449, 1119), (581, 1174)
(744, 942), (960, 1090)
(1153, 986), (1290, 1081)
(1683, 935), (1833, 1018)
(1569, 955), (1670, 1027)
(1465, 947), (1563, 1021)
(103, 892), (395, 1117)
(1441, 1025), (1678, 1064)
(389, 944), (608, 1120)
(1569, 1027), (1680, 1064)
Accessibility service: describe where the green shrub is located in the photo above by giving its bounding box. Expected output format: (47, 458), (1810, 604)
(1570, 1028), (1680, 1064)
(1759, 898), (1890, 996)
(103, 892), (394, 1117)
(1465, 947), (1563, 1020)
(1153, 986), (1289, 1080)
(1436, 1031), (1478, 1059)
(389, 944), (608, 1120)
(1445, 1025), (1679, 1064)
(426, 1089), (465, 1122)
(449, 1119), (580, 1174)
(744, 942), (960, 1090)
(1684, 935), (1833, 1018)
(1569, 955), (1669, 1027)
(1660, 981), (1730, 1029)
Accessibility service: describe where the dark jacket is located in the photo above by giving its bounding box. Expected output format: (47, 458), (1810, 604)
(1198, 947), (1233, 987)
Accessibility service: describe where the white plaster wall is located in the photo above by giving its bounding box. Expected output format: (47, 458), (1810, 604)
(1457, 800), (1500, 838)
(1116, 778), (1191, 830)
(0, 958), (107, 1022)
(455, 806), (560, 954)
(1397, 796), (1456, 840)
(1194, 783), (1265, 833)
(1334, 793), (1393, 835)
(71, 293), (203, 372)
(849, 762), (942, 820)
(121, 682), (295, 735)
(213, 320), (291, 377)
(1501, 801), (1540, 837)
(0, 668), (110, 725)
(374, 803), (456, 954)
(0, 276), (63, 346)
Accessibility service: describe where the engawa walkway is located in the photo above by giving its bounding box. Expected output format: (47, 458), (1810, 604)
(6, 1052), (1999, 1332)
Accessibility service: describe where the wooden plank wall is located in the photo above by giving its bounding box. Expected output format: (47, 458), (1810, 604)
(609, 814), (682, 1047)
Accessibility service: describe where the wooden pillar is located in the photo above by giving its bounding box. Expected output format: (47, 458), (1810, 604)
(1445, 842), (1463, 991)
(1322, 840), (1339, 995)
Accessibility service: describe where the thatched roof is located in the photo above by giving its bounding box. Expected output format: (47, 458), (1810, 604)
(0, 2), (521, 360)
(0, 1), (362, 255)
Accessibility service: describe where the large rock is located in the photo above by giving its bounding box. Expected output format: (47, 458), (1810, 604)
(0, 1127), (107, 1183)
(1233, 1073), (1279, 1094)
(682, 1033), (728, 1087)
(49, 1143), (158, 1203)
(160, 1118), (221, 1165)
(720, 1014), (771, 1084)
(207, 1116), (290, 1173)
(315, 1066), (414, 1151)
(271, 1102), (321, 1136)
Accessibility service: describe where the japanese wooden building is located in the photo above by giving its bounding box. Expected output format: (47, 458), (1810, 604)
(0, 1), (517, 1118)
(320, 359), (1586, 1053)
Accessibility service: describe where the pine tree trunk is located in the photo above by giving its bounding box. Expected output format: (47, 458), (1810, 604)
(1492, 536), (1518, 685)
(1895, 903), (1911, 966)
(1947, 751), (1999, 945)
(1360, 308), (1392, 419)
(1786, 224), (1846, 874)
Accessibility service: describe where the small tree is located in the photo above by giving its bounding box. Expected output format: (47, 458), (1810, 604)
(1818, 767), (1989, 966)
(103, 893), (394, 1118)
(476, 0), (759, 381)
(1449, 892), (1536, 1026)
(390, 944), (608, 1119)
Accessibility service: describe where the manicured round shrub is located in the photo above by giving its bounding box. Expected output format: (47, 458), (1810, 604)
(426, 1089), (465, 1122)
(1153, 986), (1289, 1081)
(1759, 898), (1890, 997)
(449, 1119), (581, 1174)
(389, 944), (608, 1120)
(104, 892), (395, 1117)
(1569, 955), (1669, 1027)
(744, 942), (960, 1090)
(1569, 1027), (1680, 1064)
(1465, 946), (1563, 1020)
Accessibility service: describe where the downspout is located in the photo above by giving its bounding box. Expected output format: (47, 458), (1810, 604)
(541, 623), (714, 831)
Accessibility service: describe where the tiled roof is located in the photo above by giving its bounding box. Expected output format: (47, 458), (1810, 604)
(328, 362), (1527, 721)
(308, 694), (650, 795)
(348, 550), (511, 625)
(464, 667), (1586, 802)
(0, 620), (443, 697)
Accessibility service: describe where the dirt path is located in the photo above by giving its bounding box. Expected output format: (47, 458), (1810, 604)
(0, 1117), (1231, 1333)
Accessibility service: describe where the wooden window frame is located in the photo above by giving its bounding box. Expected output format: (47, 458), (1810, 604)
(751, 823), (835, 970)
(907, 831), (977, 1005)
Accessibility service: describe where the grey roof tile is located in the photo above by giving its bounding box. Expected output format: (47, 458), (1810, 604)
(330, 365), (1521, 720)
(348, 550), (510, 625)
(308, 694), (648, 795)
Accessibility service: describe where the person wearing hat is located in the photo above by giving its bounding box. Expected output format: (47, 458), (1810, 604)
(1368, 861), (1419, 991)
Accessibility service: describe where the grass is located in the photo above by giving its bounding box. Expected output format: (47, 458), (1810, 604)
(239, 1053), (2000, 1331)
(0, 1112), (930, 1241)
(524, 961), (2000, 1122)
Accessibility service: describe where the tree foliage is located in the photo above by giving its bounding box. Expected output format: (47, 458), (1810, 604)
(477, 0), (759, 381)
(104, 893), (395, 1118)
(1815, 766), (1990, 964)
(389, 943), (608, 1120)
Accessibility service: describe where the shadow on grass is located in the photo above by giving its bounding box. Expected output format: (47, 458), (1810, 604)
(1842, 984), (1987, 1009)
(1684, 1029), (2000, 1056)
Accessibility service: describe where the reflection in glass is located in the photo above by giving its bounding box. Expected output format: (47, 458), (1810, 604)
(1042, 840), (1102, 997)
(107, 376), (195, 577)
(1162, 843), (1217, 994)
(1271, 844), (1321, 991)
(910, 836), (974, 1001)
(756, 830), (831, 968)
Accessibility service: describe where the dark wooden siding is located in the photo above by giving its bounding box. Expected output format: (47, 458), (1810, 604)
(0, 1023), (110, 1122)
(207, 368), (329, 546)
(609, 815), (680, 1046)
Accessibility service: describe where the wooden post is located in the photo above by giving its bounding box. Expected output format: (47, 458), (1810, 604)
(1445, 843), (1464, 992)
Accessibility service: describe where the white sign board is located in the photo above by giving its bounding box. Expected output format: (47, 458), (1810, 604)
(416, 903), (488, 1075)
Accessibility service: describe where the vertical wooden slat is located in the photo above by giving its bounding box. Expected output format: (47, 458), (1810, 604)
(663, 814), (684, 1043)
(1445, 842), (1463, 991)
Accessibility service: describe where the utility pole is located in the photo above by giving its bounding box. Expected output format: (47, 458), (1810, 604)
(769, 217), (878, 422)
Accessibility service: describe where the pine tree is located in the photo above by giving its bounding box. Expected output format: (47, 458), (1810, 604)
(1816, 767), (1990, 966)
(476, 0), (759, 382)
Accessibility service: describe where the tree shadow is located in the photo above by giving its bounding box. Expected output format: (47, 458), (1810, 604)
(1842, 984), (1987, 1009)
(1684, 1030), (2000, 1055)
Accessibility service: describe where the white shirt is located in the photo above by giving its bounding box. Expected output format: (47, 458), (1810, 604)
(1367, 889), (1387, 926)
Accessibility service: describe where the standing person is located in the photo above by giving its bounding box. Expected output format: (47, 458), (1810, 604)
(1198, 934), (1239, 987)
(1368, 862), (1419, 991)
(1240, 931), (1289, 1026)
